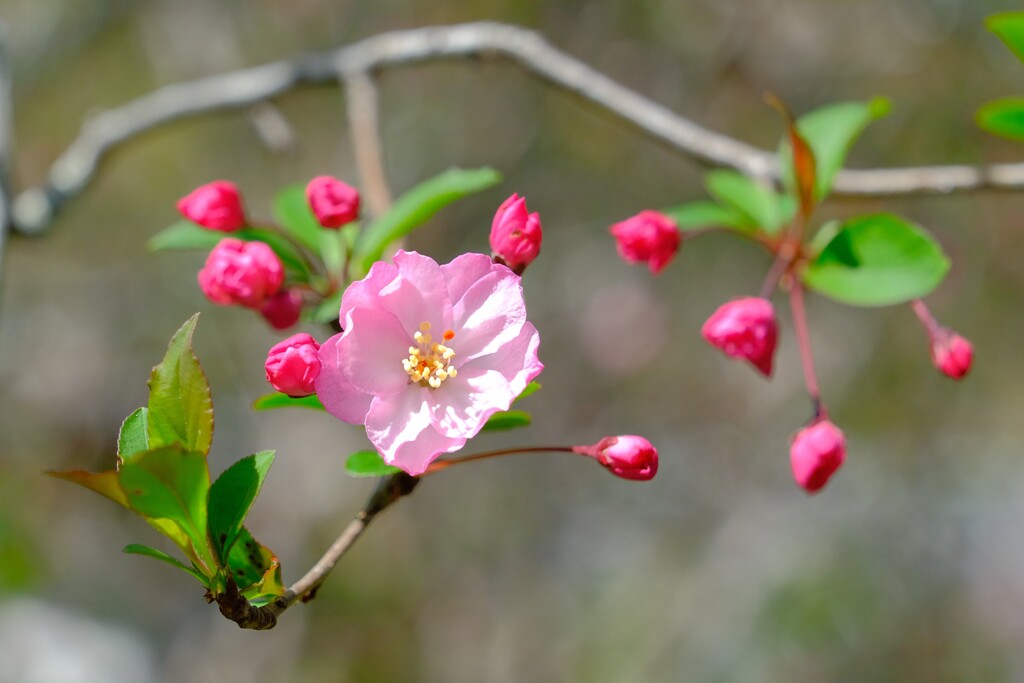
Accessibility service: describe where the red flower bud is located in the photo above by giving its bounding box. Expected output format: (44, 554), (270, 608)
(575, 435), (659, 481)
(790, 420), (846, 494)
(177, 180), (246, 231)
(265, 333), (321, 397)
(306, 176), (361, 228)
(609, 210), (681, 274)
(701, 297), (778, 377)
(930, 330), (973, 380)
(197, 238), (284, 309)
(259, 288), (304, 330)
(490, 193), (542, 272)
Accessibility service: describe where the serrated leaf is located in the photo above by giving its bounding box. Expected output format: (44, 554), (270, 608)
(119, 446), (214, 571)
(252, 393), (327, 411)
(345, 450), (402, 478)
(801, 213), (950, 306)
(227, 526), (284, 598)
(123, 543), (210, 586)
(514, 381), (541, 402)
(118, 407), (149, 461)
(987, 12), (1024, 64)
(662, 200), (753, 233)
(146, 315), (213, 456)
(977, 98), (1024, 142)
(481, 409), (532, 431)
(781, 98), (891, 201)
(208, 452), (275, 565)
(352, 167), (502, 277)
(272, 185), (327, 252)
(705, 170), (788, 235)
(149, 221), (310, 279)
(48, 469), (128, 508)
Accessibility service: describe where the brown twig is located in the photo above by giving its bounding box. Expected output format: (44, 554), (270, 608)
(342, 70), (393, 218)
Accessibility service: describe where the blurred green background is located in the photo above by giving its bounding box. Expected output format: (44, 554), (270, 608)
(2, 0), (1024, 681)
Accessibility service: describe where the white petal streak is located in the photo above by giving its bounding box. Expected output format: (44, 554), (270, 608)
(366, 390), (465, 475)
(428, 367), (516, 438)
(451, 269), (527, 363)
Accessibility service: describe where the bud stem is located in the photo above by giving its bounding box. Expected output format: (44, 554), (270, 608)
(911, 299), (941, 338)
(789, 282), (822, 412)
(424, 446), (577, 474)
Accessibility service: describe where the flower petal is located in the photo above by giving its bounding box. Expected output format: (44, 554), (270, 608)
(461, 320), (543, 397)
(337, 307), (412, 396)
(338, 259), (398, 322)
(450, 267), (528, 363)
(426, 367), (517, 439)
(365, 389), (466, 475)
(314, 334), (373, 423)
(441, 252), (499, 304)
(379, 251), (452, 333)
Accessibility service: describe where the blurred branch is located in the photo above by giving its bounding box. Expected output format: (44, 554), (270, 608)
(216, 472), (419, 630)
(342, 70), (392, 217)
(0, 23), (14, 291)
(11, 21), (1024, 237)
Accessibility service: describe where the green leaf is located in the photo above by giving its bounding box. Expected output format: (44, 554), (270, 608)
(781, 98), (891, 201)
(226, 526), (284, 598)
(807, 220), (842, 257)
(272, 185), (327, 252)
(252, 393), (326, 411)
(123, 543), (210, 586)
(661, 200), (752, 233)
(345, 450), (402, 478)
(352, 167), (502, 276)
(705, 170), (788, 235)
(119, 446), (214, 570)
(48, 469), (129, 508)
(514, 381), (541, 402)
(481, 409), (532, 431)
(976, 98), (1024, 142)
(118, 407), (149, 461)
(801, 213), (950, 306)
(310, 289), (343, 324)
(149, 221), (310, 279)
(987, 12), (1024, 64)
(208, 452), (275, 565)
(146, 315), (214, 456)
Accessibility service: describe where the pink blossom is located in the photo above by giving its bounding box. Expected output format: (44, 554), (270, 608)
(260, 288), (304, 330)
(315, 250), (543, 475)
(265, 333), (321, 397)
(609, 210), (681, 274)
(701, 297), (778, 377)
(306, 176), (361, 228)
(575, 435), (659, 481)
(489, 194), (542, 273)
(930, 330), (973, 380)
(790, 419), (846, 493)
(197, 238), (284, 308)
(177, 180), (246, 231)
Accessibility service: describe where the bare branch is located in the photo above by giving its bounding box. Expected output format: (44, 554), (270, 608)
(0, 22), (14, 289)
(342, 70), (392, 218)
(10, 21), (1024, 236)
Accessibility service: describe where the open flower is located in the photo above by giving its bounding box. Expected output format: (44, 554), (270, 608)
(316, 251), (543, 475)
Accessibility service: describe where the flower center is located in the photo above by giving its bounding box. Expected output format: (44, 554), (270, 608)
(402, 321), (457, 389)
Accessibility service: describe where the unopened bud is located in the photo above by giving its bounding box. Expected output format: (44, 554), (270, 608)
(177, 180), (246, 231)
(574, 435), (658, 481)
(197, 238), (284, 308)
(259, 288), (304, 330)
(790, 419), (846, 494)
(701, 297), (778, 377)
(930, 330), (973, 380)
(265, 333), (321, 397)
(306, 176), (360, 228)
(608, 210), (681, 275)
(490, 193), (542, 273)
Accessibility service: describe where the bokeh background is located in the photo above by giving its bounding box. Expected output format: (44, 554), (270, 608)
(2, 0), (1024, 681)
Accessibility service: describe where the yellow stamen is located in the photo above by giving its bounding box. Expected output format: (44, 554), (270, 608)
(403, 321), (458, 389)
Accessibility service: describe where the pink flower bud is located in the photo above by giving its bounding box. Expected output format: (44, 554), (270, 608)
(490, 193), (542, 273)
(197, 238), (284, 309)
(177, 180), (246, 231)
(790, 419), (846, 493)
(609, 210), (681, 275)
(259, 288), (304, 330)
(930, 330), (973, 380)
(701, 297), (778, 377)
(306, 176), (360, 228)
(265, 333), (321, 397)
(574, 435), (659, 481)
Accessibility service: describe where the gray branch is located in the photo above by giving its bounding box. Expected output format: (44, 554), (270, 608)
(10, 21), (1024, 235)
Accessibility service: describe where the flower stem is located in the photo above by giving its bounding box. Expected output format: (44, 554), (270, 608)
(425, 446), (578, 474)
(911, 299), (940, 338)
(789, 282), (824, 417)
